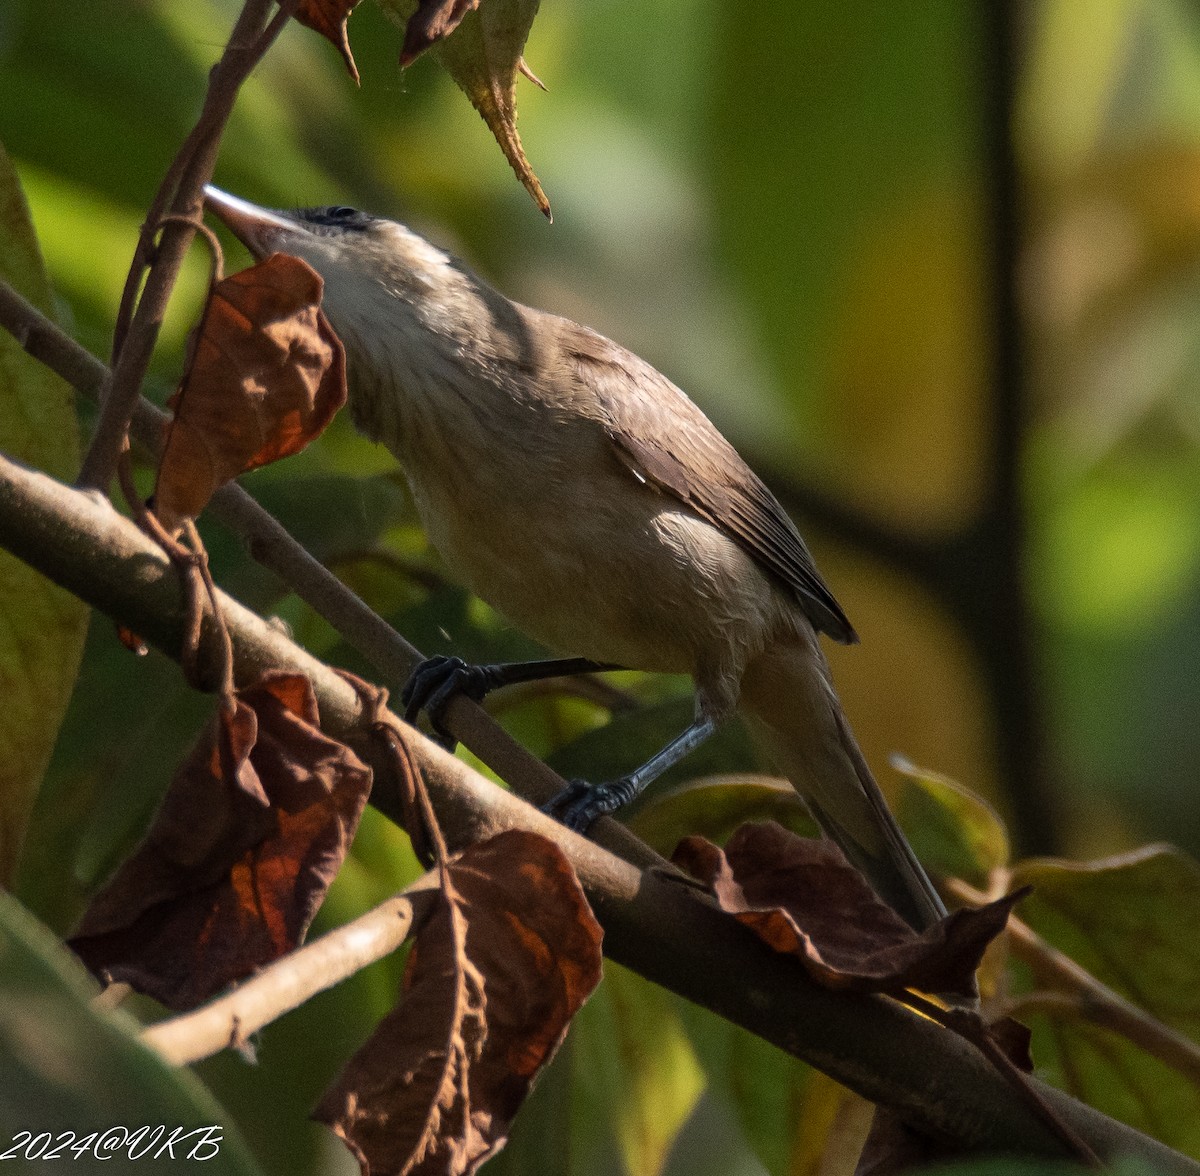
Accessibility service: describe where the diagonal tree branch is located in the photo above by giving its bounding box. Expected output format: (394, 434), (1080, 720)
(78, 0), (298, 491)
(0, 277), (661, 874)
(142, 875), (442, 1067)
(948, 877), (1200, 1087)
(0, 453), (1195, 1170)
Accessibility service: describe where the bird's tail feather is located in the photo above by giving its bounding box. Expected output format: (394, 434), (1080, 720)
(739, 638), (946, 932)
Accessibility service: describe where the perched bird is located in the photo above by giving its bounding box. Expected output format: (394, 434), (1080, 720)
(204, 187), (946, 931)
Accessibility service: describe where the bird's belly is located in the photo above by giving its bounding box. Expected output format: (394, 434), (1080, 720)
(405, 462), (777, 679)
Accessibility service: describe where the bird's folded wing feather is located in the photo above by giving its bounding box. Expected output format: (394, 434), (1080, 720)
(560, 324), (857, 644)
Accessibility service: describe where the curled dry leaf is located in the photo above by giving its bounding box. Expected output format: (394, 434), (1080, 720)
(399, 0), (480, 63)
(154, 254), (347, 533)
(115, 624), (149, 655)
(986, 1014), (1034, 1072)
(381, 0), (550, 217)
(69, 672), (370, 1010)
(854, 1015), (1033, 1173)
(673, 822), (1025, 999)
(855, 1107), (959, 1176)
(296, 0), (364, 83)
(316, 829), (603, 1176)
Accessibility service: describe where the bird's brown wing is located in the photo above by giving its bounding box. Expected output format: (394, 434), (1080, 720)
(561, 325), (857, 644)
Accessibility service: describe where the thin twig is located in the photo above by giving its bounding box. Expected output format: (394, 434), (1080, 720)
(158, 213), (227, 284)
(486, 674), (642, 716)
(325, 546), (450, 594)
(900, 990), (1101, 1166)
(78, 0), (299, 491)
(185, 520), (237, 699)
(1, 458), (1197, 1169)
(142, 878), (441, 1066)
(947, 877), (1200, 1087)
(0, 279), (664, 870)
(0, 282), (110, 402)
(114, 448), (222, 689)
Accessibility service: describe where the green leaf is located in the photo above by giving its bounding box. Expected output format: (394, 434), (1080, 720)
(675, 998), (872, 1176)
(0, 890), (264, 1173)
(494, 961), (706, 1176)
(1012, 845), (1200, 1039)
(908, 1158), (1158, 1176)
(890, 756), (1010, 886)
(0, 141), (88, 885)
(1011, 845), (1200, 1156)
(569, 963), (704, 1176)
(630, 774), (818, 858)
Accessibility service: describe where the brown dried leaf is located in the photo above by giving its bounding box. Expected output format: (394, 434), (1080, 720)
(673, 822), (1023, 998)
(986, 1014), (1034, 1072)
(383, 0), (549, 217)
(400, 0), (480, 63)
(316, 829), (603, 1176)
(855, 1108), (959, 1176)
(855, 1020), (1029, 1173)
(296, 0), (363, 83)
(69, 672), (370, 1009)
(115, 624), (149, 655)
(154, 254), (347, 533)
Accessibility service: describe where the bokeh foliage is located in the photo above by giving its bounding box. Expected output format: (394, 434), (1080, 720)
(3, 0), (1200, 1173)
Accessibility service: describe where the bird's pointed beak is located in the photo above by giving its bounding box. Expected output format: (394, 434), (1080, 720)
(203, 186), (300, 260)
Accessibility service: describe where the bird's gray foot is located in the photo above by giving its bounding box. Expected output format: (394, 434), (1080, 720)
(542, 777), (640, 832)
(401, 655), (504, 750)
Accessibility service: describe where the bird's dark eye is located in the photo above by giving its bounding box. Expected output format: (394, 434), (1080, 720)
(299, 203), (370, 233)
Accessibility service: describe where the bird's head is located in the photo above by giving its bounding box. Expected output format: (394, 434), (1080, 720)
(203, 187), (466, 323)
(201, 187), (521, 447)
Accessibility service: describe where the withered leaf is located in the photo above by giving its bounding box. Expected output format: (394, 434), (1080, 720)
(400, 0), (480, 64)
(987, 1014), (1034, 1072)
(856, 1024), (1030, 1172)
(316, 829), (603, 1176)
(857, 1022), (1033, 1175)
(296, 0), (363, 83)
(855, 1108), (959, 1176)
(154, 254), (347, 533)
(69, 672), (370, 1010)
(381, 0), (549, 217)
(673, 822), (1024, 999)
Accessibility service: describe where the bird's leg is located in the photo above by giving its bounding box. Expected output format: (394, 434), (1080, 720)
(402, 655), (619, 748)
(544, 713), (718, 832)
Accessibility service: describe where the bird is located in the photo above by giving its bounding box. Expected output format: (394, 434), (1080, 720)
(203, 186), (947, 932)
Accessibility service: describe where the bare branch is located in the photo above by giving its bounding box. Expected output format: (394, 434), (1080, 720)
(142, 878), (441, 1066)
(0, 279), (659, 871)
(949, 877), (1200, 1087)
(0, 455), (1196, 1169)
(78, 0), (299, 491)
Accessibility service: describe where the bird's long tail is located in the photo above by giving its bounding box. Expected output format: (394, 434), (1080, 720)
(738, 633), (946, 932)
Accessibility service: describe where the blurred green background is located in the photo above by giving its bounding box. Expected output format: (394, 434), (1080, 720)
(3, 1), (1200, 1173)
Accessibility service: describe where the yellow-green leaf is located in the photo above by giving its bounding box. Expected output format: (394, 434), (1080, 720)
(0, 143), (88, 884)
(891, 756), (1010, 887)
(677, 997), (873, 1176)
(571, 963), (704, 1176)
(1012, 845), (1200, 1157)
(629, 774), (818, 858)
